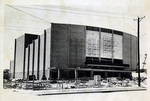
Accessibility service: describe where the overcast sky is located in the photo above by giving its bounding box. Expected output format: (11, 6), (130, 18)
(3, 0), (149, 70)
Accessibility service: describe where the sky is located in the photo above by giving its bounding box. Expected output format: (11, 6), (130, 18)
(2, 0), (149, 71)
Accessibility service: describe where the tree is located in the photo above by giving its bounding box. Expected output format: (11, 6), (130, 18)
(3, 69), (10, 81)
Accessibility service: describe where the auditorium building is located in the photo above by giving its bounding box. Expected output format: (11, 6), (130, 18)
(9, 23), (138, 80)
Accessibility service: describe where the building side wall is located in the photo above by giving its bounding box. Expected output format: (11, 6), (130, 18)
(45, 28), (51, 78)
(10, 60), (14, 78)
(29, 43), (33, 75)
(24, 47), (28, 79)
(34, 39), (39, 79)
(123, 33), (138, 71)
(131, 35), (138, 70)
(51, 24), (69, 69)
(15, 35), (25, 79)
(39, 34), (44, 79)
(70, 25), (86, 68)
(123, 33), (131, 67)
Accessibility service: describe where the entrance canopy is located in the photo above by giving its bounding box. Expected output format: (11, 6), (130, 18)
(50, 67), (131, 73)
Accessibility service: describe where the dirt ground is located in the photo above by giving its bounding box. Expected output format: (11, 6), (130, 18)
(1, 88), (149, 101)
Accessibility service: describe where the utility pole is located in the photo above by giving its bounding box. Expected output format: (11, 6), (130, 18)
(134, 16), (145, 87)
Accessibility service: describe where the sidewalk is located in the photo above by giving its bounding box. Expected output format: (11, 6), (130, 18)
(18, 86), (146, 96)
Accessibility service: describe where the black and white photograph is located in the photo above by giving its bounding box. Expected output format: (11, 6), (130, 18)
(0, 0), (150, 101)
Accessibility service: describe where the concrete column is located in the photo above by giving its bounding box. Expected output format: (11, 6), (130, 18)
(118, 73), (121, 78)
(91, 71), (94, 77)
(112, 30), (114, 63)
(99, 28), (101, 62)
(32, 40), (35, 78)
(37, 36), (40, 80)
(105, 72), (108, 78)
(23, 37), (26, 80)
(42, 31), (47, 80)
(13, 39), (16, 79)
(32, 41), (35, 88)
(75, 70), (78, 79)
(83, 71), (86, 77)
(48, 69), (51, 80)
(58, 69), (60, 79)
(27, 45), (30, 81)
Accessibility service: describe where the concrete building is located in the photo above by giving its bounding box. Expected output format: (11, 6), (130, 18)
(12, 34), (38, 79)
(10, 23), (138, 80)
(9, 60), (14, 78)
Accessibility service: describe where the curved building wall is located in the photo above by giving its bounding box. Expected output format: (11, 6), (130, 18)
(51, 23), (137, 71)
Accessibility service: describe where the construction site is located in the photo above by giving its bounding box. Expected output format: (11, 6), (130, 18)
(3, 23), (147, 93)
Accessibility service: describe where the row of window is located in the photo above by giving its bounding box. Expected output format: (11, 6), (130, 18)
(86, 26), (123, 35)
(86, 30), (123, 59)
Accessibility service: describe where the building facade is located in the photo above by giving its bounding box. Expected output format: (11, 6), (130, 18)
(10, 23), (138, 80)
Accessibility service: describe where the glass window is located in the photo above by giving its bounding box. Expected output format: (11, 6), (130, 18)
(101, 32), (113, 58)
(113, 34), (123, 59)
(86, 30), (99, 57)
(86, 29), (123, 60)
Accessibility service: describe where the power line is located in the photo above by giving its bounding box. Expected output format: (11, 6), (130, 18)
(4, 28), (43, 32)
(4, 26), (45, 31)
(36, 5), (137, 18)
(6, 5), (51, 24)
(5, 17), (46, 23)
(28, 6), (135, 19)
(36, 5), (138, 18)
(5, 25), (47, 30)
(6, 5), (141, 35)
(5, 28), (44, 31)
(5, 28), (44, 33)
(10, 5), (135, 19)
